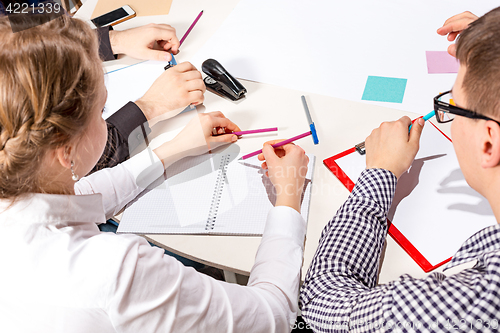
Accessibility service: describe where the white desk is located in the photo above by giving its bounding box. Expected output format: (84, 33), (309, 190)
(76, 0), (472, 284)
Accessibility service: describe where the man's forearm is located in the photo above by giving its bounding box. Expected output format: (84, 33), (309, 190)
(300, 169), (396, 322)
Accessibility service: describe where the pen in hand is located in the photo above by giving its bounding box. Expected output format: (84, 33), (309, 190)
(356, 110), (435, 155)
(212, 127), (278, 137)
(408, 110), (435, 131)
(239, 131), (312, 160)
(164, 10), (203, 70)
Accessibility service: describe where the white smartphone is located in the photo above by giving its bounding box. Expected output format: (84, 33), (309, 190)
(91, 5), (136, 28)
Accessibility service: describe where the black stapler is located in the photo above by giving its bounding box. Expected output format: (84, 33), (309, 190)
(202, 59), (247, 101)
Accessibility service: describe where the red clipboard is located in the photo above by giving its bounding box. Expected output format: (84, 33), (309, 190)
(323, 122), (452, 273)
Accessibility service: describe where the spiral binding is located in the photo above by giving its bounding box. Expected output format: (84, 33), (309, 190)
(205, 154), (230, 231)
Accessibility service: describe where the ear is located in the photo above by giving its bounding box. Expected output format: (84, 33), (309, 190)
(55, 145), (73, 170)
(481, 121), (500, 168)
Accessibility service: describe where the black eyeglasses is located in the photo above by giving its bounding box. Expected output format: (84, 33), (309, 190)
(433, 90), (500, 125)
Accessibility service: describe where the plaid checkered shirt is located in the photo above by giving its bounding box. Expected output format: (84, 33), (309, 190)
(300, 168), (500, 332)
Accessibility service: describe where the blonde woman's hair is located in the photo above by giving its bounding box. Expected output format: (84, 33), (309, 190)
(0, 14), (103, 199)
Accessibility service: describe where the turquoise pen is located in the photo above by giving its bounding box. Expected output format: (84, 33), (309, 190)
(354, 110), (436, 155)
(408, 110), (435, 131)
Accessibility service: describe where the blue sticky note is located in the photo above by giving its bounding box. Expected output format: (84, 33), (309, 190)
(362, 76), (407, 103)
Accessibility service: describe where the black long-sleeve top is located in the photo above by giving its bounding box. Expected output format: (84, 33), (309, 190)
(91, 27), (149, 173)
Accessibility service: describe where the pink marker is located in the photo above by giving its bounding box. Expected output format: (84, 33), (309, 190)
(239, 131), (312, 160)
(179, 10), (203, 46)
(232, 127), (278, 136)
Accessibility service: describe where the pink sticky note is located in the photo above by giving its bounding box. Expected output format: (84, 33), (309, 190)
(426, 51), (460, 74)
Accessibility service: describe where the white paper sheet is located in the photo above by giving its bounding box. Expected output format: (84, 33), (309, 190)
(103, 61), (163, 119)
(335, 123), (495, 266)
(191, 0), (496, 115)
(118, 149), (315, 235)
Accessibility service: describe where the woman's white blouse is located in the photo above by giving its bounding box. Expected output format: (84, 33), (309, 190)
(0, 148), (306, 333)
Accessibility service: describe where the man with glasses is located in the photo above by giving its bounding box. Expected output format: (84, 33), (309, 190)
(300, 7), (500, 332)
(434, 90), (500, 125)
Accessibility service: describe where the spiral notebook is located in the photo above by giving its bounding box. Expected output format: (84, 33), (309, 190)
(117, 147), (315, 236)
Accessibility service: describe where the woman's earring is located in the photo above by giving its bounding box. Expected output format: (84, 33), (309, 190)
(70, 161), (79, 181)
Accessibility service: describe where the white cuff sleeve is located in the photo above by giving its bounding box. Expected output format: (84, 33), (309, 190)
(122, 147), (165, 189)
(263, 206), (307, 246)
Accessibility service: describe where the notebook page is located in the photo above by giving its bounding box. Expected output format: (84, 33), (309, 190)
(211, 154), (315, 235)
(118, 153), (220, 234)
(335, 123), (495, 266)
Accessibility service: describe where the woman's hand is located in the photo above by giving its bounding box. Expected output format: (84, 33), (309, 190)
(258, 141), (309, 213)
(176, 111), (240, 156)
(153, 112), (240, 167)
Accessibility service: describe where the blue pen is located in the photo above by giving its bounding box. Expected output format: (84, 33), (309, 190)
(301, 95), (319, 144)
(408, 110), (435, 131)
(164, 54), (177, 70)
